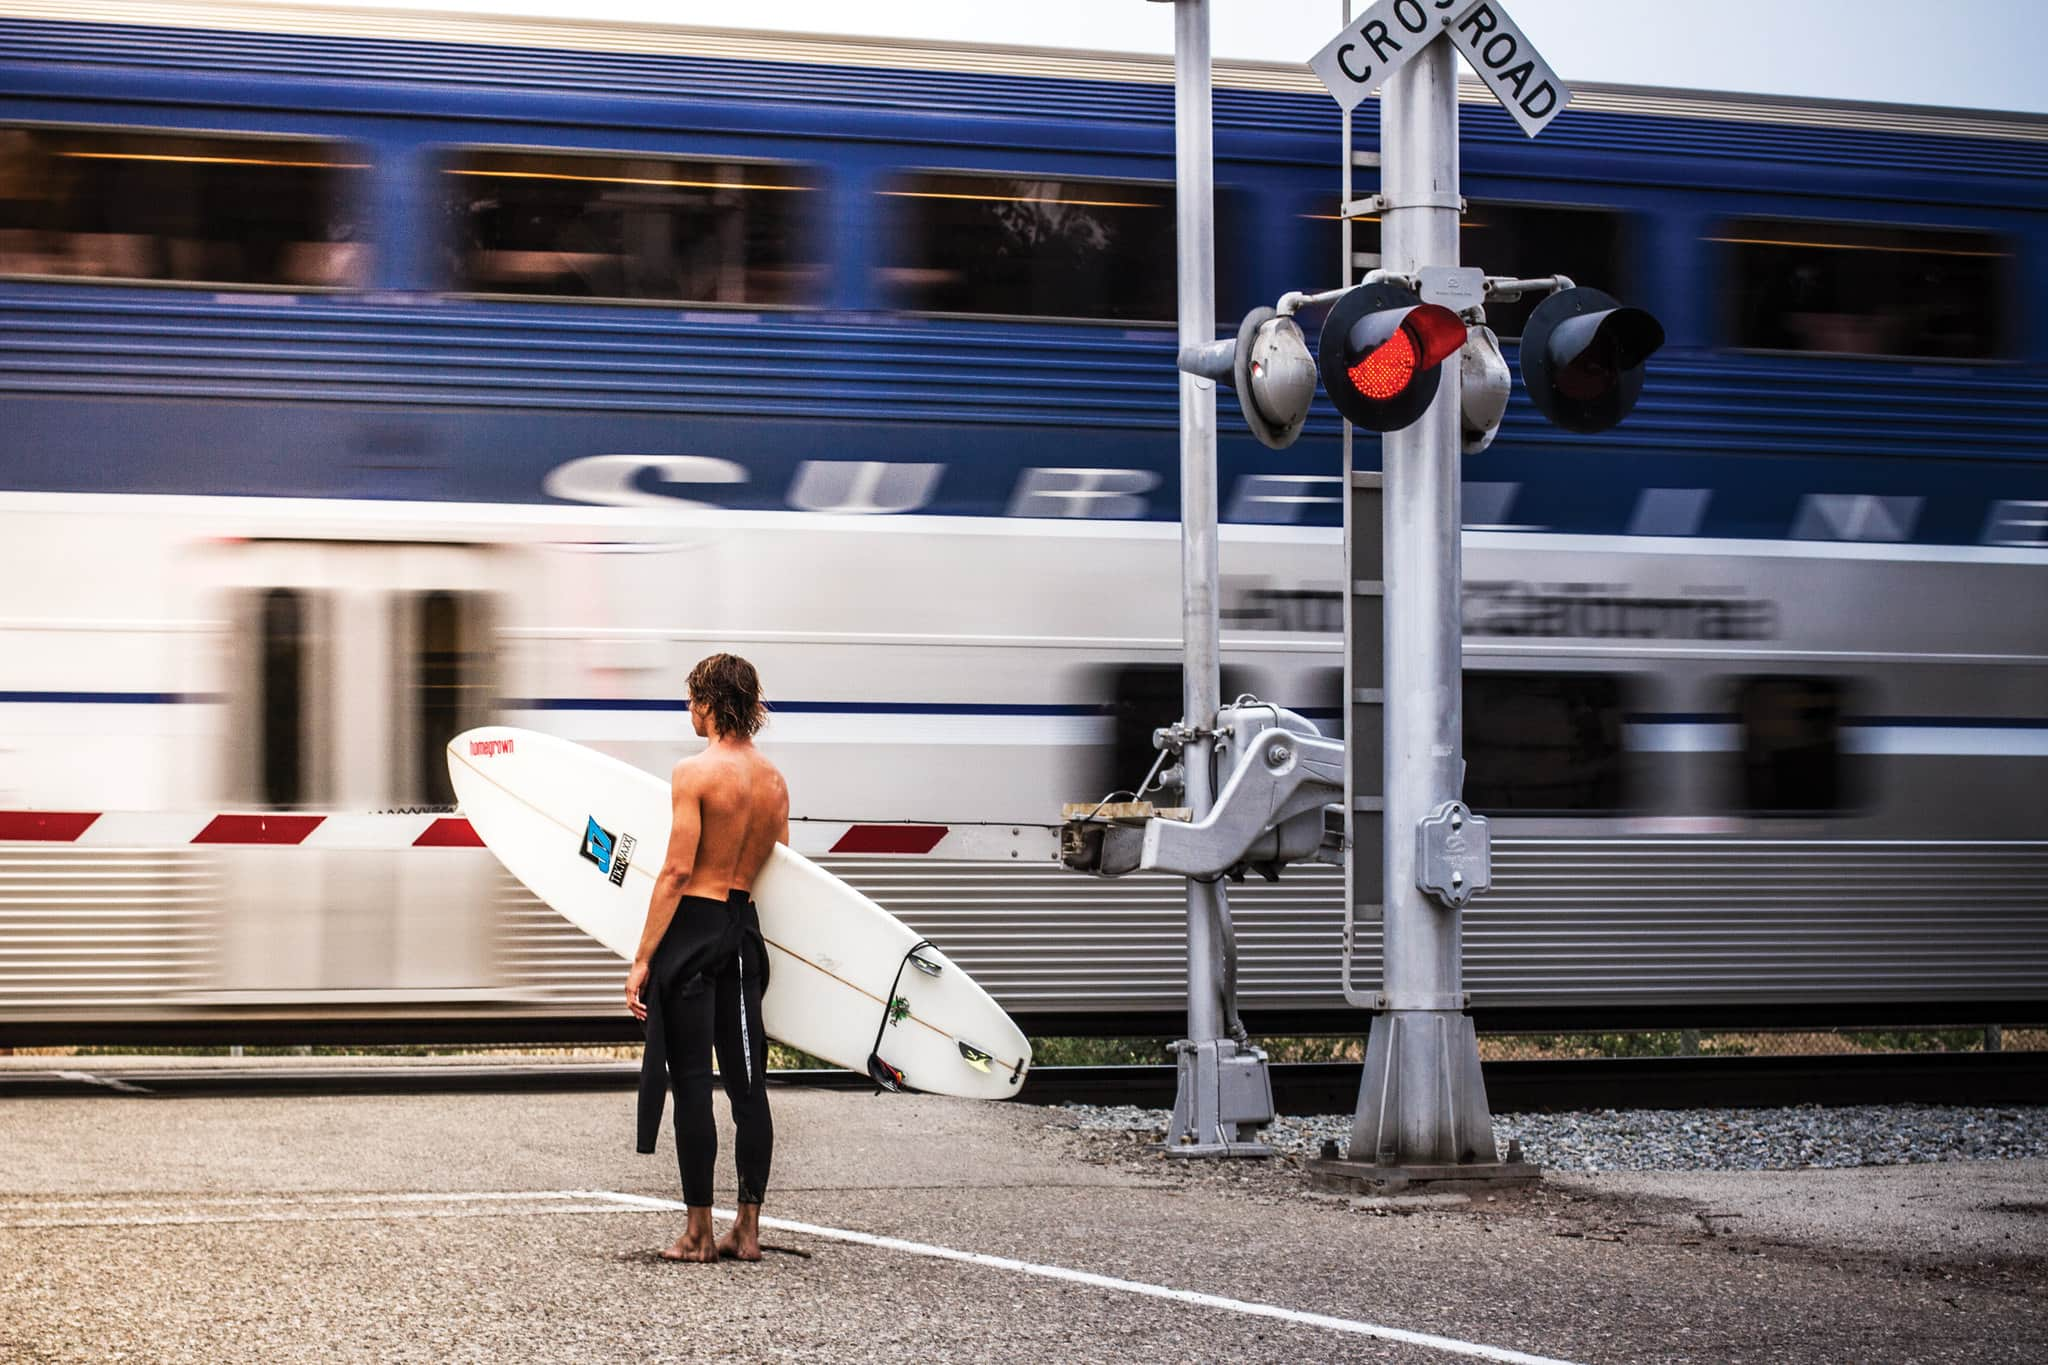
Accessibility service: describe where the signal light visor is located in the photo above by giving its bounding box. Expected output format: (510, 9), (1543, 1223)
(1551, 309), (1665, 400)
(1519, 287), (1666, 435)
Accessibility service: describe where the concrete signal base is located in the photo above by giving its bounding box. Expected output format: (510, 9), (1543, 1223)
(1304, 1155), (1543, 1198)
(1305, 1008), (1543, 1194)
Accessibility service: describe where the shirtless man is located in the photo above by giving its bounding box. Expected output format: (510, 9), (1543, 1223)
(626, 653), (789, 1263)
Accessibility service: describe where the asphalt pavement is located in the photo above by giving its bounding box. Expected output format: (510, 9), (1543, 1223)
(0, 1082), (2042, 1363)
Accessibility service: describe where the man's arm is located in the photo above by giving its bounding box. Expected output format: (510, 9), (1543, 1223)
(626, 761), (702, 1020)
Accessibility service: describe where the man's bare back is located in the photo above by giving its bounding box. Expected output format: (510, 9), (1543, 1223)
(672, 742), (789, 901)
(626, 724), (789, 1016)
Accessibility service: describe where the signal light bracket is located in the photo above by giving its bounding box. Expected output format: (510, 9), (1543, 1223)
(1416, 265), (1486, 316)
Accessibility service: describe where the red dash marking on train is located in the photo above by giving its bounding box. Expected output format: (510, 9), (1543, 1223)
(0, 811), (101, 841)
(414, 818), (485, 847)
(828, 824), (948, 855)
(192, 815), (325, 845)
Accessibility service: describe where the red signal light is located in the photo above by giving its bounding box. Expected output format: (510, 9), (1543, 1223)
(1342, 304), (1466, 401)
(1347, 330), (1417, 400)
(1318, 284), (1470, 432)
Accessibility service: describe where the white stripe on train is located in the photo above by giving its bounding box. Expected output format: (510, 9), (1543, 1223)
(0, 812), (1053, 859)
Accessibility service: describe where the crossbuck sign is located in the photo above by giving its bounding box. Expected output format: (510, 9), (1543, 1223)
(1308, 0), (1571, 136)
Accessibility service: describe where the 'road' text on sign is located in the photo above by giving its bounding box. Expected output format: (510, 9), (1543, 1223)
(1445, 0), (1571, 137)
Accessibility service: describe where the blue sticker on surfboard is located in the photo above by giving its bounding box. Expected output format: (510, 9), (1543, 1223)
(578, 816), (635, 887)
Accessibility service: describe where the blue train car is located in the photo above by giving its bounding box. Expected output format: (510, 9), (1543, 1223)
(0, 2), (2042, 1039)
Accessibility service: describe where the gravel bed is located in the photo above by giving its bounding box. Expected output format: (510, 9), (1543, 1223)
(1062, 1102), (2048, 1172)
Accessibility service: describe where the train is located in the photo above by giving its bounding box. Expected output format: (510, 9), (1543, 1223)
(1, 1), (2044, 1044)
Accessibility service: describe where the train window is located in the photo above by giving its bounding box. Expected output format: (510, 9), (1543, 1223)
(400, 591), (493, 807)
(1304, 666), (1344, 741)
(1715, 217), (2009, 360)
(442, 148), (820, 304)
(878, 171), (1181, 322)
(257, 588), (311, 808)
(1297, 205), (1377, 292)
(1731, 675), (1851, 814)
(0, 124), (365, 288)
(1298, 200), (1625, 338)
(1088, 663), (1253, 802)
(1464, 671), (1629, 814)
(1463, 204), (1627, 339)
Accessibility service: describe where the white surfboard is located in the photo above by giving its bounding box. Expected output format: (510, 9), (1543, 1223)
(447, 726), (1030, 1100)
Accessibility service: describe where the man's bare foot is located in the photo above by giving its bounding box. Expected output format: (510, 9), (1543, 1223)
(658, 1230), (717, 1262)
(659, 1207), (719, 1262)
(716, 1204), (763, 1261)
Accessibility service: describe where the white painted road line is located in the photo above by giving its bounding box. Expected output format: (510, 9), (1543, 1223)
(0, 1191), (628, 1229)
(590, 1190), (1588, 1365)
(0, 1187), (1587, 1364)
(51, 1070), (153, 1094)
(0, 1190), (602, 1213)
(2, 1204), (631, 1230)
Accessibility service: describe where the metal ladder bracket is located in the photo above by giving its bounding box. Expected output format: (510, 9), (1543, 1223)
(1416, 801), (1492, 910)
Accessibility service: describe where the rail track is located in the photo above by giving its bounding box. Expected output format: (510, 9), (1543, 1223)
(5, 1052), (2041, 1112)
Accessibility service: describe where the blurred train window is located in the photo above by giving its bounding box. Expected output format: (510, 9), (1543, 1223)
(0, 124), (365, 288)
(1462, 204), (1627, 339)
(1715, 217), (2008, 360)
(1298, 204), (1377, 294)
(1464, 672), (1628, 814)
(1091, 663), (1252, 802)
(1298, 201), (1625, 338)
(1732, 675), (1850, 814)
(258, 588), (310, 808)
(879, 171), (1184, 322)
(1304, 665), (1344, 741)
(402, 591), (493, 807)
(442, 149), (819, 303)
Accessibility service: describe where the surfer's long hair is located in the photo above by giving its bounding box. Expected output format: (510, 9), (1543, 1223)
(686, 653), (768, 740)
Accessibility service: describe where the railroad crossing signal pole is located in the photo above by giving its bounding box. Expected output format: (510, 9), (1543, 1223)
(1080, 0), (1654, 1185)
(1161, 0), (1274, 1158)
(1304, 0), (1574, 1192)
(1337, 33), (1505, 1183)
(1074, 0), (1642, 1169)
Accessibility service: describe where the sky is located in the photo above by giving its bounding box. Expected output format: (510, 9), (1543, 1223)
(337, 0), (2048, 116)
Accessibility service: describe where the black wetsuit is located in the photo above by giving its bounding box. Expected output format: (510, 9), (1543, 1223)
(636, 889), (773, 1207)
